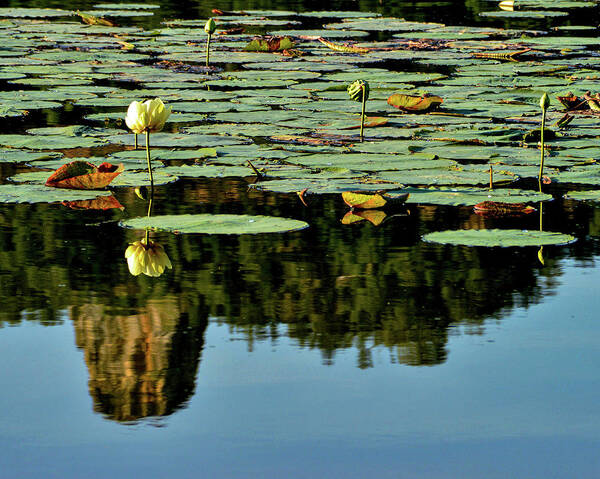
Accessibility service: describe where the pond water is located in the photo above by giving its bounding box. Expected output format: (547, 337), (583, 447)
(1, 0), (600, 478)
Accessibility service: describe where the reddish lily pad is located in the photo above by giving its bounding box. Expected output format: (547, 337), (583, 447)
(45, 160), (124, 189)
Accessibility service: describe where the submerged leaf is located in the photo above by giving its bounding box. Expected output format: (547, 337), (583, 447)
(45, 160), (124, 189)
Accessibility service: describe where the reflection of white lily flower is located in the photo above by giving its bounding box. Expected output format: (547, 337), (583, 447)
(125, 98), (171, 134)
(125, 239), (172, 277)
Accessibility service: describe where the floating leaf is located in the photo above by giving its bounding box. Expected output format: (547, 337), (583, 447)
(423, 229), (576, 247)
(387, 93), (443, 113)
(120, 214), (309, 234)
(0, 183), (106, 204)
(244, 36), (295, 52)
(402, 187), (552, 206)
(564, 191), (600, 201)
(45, 160), (124, 189)
(342, 191), (388, 209)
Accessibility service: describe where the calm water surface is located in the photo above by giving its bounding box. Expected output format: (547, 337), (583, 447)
(1, 0), (600, 477)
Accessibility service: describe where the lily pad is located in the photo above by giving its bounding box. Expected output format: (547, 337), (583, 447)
(0, 183), (108, 204)
(120, 214), (309, 234)
(423, 229), (576, 247)
(401, 187), (552, 206)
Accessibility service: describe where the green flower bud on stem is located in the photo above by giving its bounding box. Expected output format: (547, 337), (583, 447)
(347, 80), (370, 142)
(204, 18), (216, 35)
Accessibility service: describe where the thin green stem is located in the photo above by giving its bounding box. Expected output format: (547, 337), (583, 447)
(134, 134), (138, 150)
(145, 130), (154, 195)
(206, 34), (211, 67)
(538, 108), (546, 192)
(360, 85), (366, 142)
(144, 130), (154, 245)
(489, 164), (493, 190)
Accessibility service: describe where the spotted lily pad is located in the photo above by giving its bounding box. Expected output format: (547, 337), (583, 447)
(120, 214), (309, 234)
(423, 229), (576, 247)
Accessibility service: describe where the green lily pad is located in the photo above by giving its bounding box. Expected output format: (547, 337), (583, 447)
(8, 169), (177, 187)
(325, 18), (444, 32)
(0, 8), (70, 17)
(479, 10), (569, 18)
(162, 164), (254, 178)
(250, 178), (400, 194)
(94, 3), (160, 9)
(400, 187), (552, 206)
(564, 191), (600, 201)
(290, 153), (454, 171)
(120, 214), (309, 234)
(423, 229), (576, 247)
(0, 149), (63, 164)
(0, 183), (107, 204)
(377, 168), (515, 186)
(107, 133), (250, 148)
(0, 134), (107, 150)
(268, 29), (369, 38)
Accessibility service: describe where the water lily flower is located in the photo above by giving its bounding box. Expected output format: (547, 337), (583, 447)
(125, 239), (172, 277)
(125, 98), (171, 134)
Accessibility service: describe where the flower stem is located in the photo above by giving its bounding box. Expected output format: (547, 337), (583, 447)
(145, 130), (154, 194)
(206, 34), (211, 67)
(134, 134), (138, 150)
(538, 107), (546, 192)
(360, 84), (366, 142)
(489, 164), (493, 190)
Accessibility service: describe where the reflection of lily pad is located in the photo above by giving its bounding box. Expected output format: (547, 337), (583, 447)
(423, 229), (576, 247)
(120, 214), (309, 234)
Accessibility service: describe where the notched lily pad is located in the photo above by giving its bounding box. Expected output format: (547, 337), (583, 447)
(120, 214), (309, 234)
(423, 229), (576, 247)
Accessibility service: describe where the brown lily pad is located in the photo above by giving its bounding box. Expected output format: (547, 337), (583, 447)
(46, 160), (124, 189)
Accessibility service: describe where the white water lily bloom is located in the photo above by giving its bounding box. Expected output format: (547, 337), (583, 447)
(125, 98), (171, 134)
(125, 239), (173, 277)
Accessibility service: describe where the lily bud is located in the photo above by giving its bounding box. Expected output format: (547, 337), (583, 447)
(205, 18), (216, 35)
(347, 79), (370, 103)
(540, 92), (550, 110)
(125, 98), (171, 134)
(125, 239), (172, 277)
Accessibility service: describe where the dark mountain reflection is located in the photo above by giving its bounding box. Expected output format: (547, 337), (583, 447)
(71, 298), (208, 422)
(0, 185), (599, 420)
